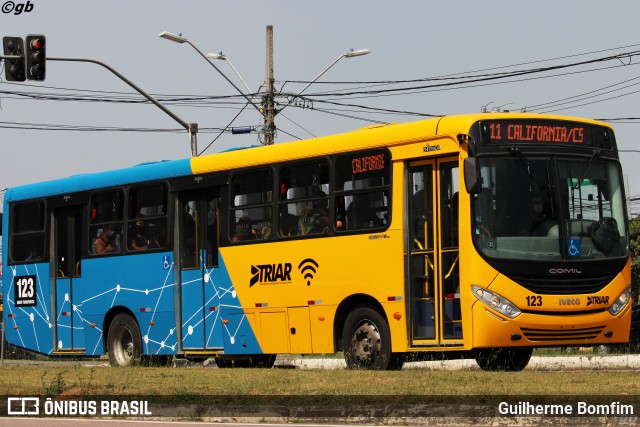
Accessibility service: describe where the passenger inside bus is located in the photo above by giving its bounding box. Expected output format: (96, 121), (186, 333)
(129, 220), (161, 250)
(94, 224), (119, 254)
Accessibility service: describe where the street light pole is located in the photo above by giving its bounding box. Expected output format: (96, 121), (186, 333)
(160, 28), (369, 147)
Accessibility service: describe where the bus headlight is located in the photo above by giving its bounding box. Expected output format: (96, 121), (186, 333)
(608, 287), (631, 316)
(471, 285), (521, 319)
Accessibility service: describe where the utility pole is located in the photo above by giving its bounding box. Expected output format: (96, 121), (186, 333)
(263, 25), (276, 145)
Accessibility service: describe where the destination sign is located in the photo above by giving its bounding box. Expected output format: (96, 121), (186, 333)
(479, 120), (613, 149)
(352, 153), (386, 175)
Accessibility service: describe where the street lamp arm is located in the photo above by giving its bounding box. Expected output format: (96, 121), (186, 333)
(226, 59), (255, 97)
(208, 53), (255, 97)
(277, 48), (370, 115)
(182, 41), (263, 113)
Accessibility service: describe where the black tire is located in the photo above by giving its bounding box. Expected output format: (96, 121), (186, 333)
(342, 306), (396, 370)
(475, 347), (532, 371)
(107, 313), (143, 367)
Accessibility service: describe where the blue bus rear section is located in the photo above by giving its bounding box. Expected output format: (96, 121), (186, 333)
(1, 157), (263, 359)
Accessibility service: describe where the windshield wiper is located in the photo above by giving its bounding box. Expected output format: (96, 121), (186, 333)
(571, 149), (601, 189)
(504, 146), (549, 191)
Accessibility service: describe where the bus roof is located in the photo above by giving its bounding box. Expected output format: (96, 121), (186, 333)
(4, 113), (612, 203)
(5, 158), (192, 203)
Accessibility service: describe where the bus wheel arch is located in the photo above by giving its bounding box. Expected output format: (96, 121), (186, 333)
(334, 294), (385, 351)
(104, 308), (143, 367)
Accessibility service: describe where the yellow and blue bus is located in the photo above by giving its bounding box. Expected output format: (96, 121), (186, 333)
(1, 113), (632, 370)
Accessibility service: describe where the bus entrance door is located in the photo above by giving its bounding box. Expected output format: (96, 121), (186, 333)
(408, 158), (462, 346)
(177, 191), (223, 350)
(53, 205), (86, 352)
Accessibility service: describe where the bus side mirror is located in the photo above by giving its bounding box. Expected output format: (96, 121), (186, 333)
(464, 157), (481, 195)
(0, 212), (3, 236)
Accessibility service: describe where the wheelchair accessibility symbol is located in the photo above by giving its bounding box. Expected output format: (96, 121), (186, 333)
(568, 239), (581, 257)
(163, 255), (171, 270)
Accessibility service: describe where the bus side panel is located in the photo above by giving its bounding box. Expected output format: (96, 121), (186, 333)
(81, 252), (177, 356)
(220, 231), (407, 355)
(213, 254), (262, 355)
(4, 262), (53, 355)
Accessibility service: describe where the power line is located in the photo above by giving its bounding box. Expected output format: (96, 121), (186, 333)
(0, 120), (232, 133)
(3, 42), (640, 138)
(280, 42), (640, 86)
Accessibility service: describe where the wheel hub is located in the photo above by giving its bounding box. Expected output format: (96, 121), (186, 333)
(352, 321), (381, 364)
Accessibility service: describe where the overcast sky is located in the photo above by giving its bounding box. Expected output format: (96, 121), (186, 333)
(2, 0), (640, 215)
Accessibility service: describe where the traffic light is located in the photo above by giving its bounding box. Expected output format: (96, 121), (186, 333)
(25, 34), (45, 81)
(2, 36), (25, 82)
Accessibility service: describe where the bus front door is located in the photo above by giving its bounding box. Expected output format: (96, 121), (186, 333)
(408, 158), (462, 346)
(177, 191), (223, 350)
(53, 205), (86, 352)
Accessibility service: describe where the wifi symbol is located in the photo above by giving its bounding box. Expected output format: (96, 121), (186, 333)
(298, 258), (319, 286)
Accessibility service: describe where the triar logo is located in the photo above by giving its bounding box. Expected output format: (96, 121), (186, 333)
(587, 296), (609, 306)
(298, 258), (319, 286)
(250, 263), (293, 287)
(249, 258), (320, 287)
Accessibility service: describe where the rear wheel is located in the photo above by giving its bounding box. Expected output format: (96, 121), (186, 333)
(475, 347), (532, 371)
(107, 313), (143, 367)
(342, 306), (398, 370)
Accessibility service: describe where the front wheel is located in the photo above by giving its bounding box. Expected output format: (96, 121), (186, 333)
(107, 313), (143, 367)
(342, 306), (397, 370)
(475, 347), (532, 371)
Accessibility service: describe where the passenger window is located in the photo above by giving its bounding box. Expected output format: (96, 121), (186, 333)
(127, 184), (168, 251)
(335, 150), (391, 231)
(10, 202), (46, 263)
(230, 170), (273, 241)
(89, 191), (123, 255)
(278, 161), (330, 236)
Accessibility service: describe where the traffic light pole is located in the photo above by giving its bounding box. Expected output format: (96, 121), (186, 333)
(48, 56), (199, 157)
(5, 55), (200, 157)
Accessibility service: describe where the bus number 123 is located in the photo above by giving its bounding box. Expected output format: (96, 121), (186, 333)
(526, 295), (543, 307)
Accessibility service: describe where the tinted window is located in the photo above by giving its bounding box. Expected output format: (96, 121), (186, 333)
(278, 161), (330, 236)
(335, 150), (391, 231)
(230, 170), (273, 241)
(89, 191), (123, 255)
(11, 202), (46, 263)
(127, 184), (168, 251)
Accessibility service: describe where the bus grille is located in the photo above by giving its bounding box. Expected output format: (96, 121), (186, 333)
(511, 274), (616, 295)
(520, 326), (606, 342)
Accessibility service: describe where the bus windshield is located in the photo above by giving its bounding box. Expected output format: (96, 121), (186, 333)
(472, 155), (627, 261)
